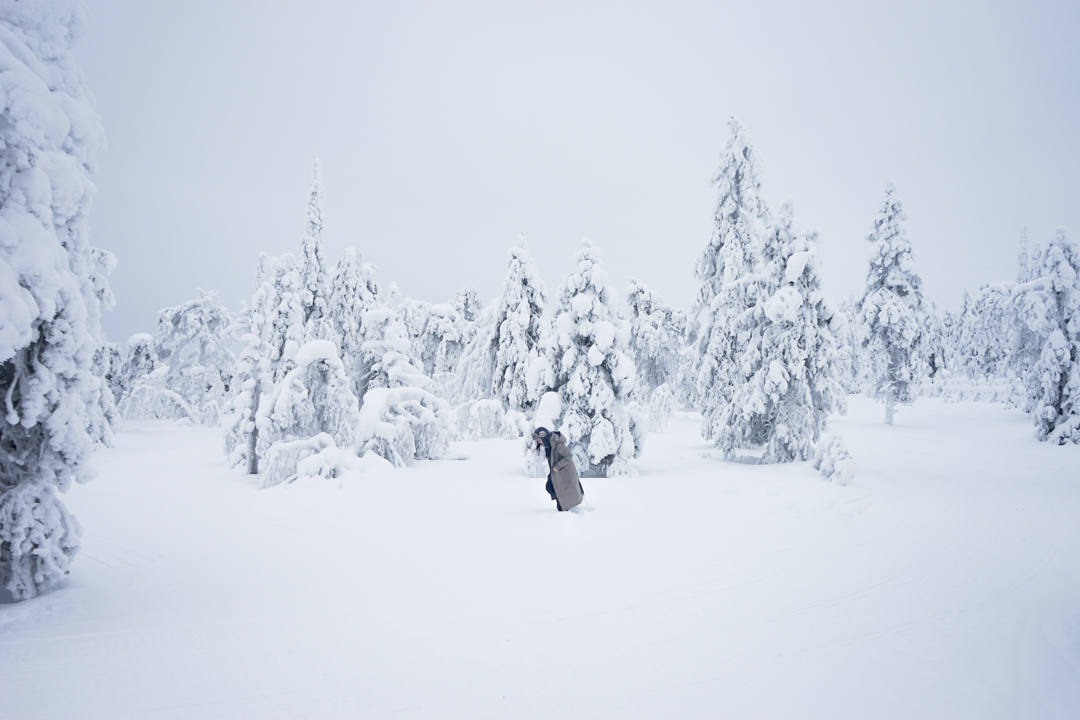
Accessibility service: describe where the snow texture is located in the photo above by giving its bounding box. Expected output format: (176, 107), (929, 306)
(5, 398), (1080, 717)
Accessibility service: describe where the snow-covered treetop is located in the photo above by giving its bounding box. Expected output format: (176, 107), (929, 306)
(500, 246), (546, 328)
(306, 158), (324, 240)
(695, 117), (770, 304)
(863, 184), (923, 303)
(299, 159), (329, 334)
(1043, 229), (1078, 296)
(550, 244), (634, 396)
(455, 287), (481, 323)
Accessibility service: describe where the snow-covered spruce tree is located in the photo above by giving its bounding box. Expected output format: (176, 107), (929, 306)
(858, 184), (928, 424)
(0, 1), (107, 600)
(85, 246), (118, 444)
(328, 246), (380, 402)
(153, 291), (235, 425)
(939, 308), (960, 377)
(626, 280), (684, 397)
(454, 246), (548, 417)
(689, 118), (770, 417)
(256, 340), (362, 486)
(355, 307), (450, 466)
(710, 206), (845, 461)
(1008, 232), (1048, 409)
(222, 253), (302, 472)
(88, 341), (119, 446)
(257, 253), (306, 382)
(455, 301), (498, 404)
(545, 245), (640, 476)
(1026, 230), (1080, 443)
(922, 302), (946, 382)
(957, 284), (1011, 382)
(490, 247), (549, 412)
(223, 327), (269, 474)
(398, 299), (467, 382)
(834, 299), (863, 394)
(95, 342), (125, 407)
(298, 159), (331, 342)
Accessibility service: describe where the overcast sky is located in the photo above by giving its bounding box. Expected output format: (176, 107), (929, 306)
(77, 0), (1079, 341)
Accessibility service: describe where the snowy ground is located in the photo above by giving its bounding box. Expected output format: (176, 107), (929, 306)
(2, 398), (1079, 719)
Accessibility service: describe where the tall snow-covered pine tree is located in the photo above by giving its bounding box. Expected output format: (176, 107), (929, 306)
(858, 184), (927, 424)
(690, 118), (770, 420)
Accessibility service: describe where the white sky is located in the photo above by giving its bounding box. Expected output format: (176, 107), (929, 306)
(77, 0), (1079, 341)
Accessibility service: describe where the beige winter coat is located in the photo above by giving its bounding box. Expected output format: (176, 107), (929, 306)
(546, 432), (583, 511)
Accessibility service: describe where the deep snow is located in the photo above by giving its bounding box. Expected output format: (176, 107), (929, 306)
(2, 398), (1079, 719)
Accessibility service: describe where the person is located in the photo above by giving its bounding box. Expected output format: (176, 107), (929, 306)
(532, 427), (584, 511)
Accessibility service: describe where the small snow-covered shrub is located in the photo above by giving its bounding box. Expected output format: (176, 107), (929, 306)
(0, 484), (81, 601)
(813, 434), (855, 484)
(858, 185), (929, 424)
(261, 434), (356, 488)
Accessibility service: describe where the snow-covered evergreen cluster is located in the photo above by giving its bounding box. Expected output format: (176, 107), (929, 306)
(920, 228), (1080, 442)
(219, 162), (452, 480)
(0, 1), (107, 600)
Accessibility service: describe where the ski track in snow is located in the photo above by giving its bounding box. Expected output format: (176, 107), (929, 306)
(2, 398), (1079, 719)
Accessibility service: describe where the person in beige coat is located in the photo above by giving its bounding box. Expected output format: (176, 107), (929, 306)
(532, 427), (584, 511)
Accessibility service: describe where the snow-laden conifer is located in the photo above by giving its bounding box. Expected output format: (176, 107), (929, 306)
(688, 118), (770, 411)
(455, 247), (548, 415)
(355, 308), (450, 466)
(328, 246), (380, 401)
(708, 206), (845, 461)
(0, 1), (107, 599)
(1025, 230), (1080, 443)
(298, 159), (331, 342)
(858, 185), (928, 424)
(626, 281), (685, 397)
(545, 245), (640, 476)
(398, 300), (467, 383)
(257, 253), (306, 382)
(256, 340), (362, 485)
(490, 247), (548, 411)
